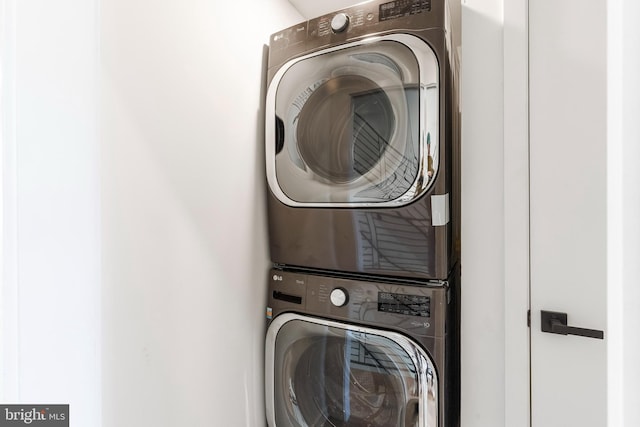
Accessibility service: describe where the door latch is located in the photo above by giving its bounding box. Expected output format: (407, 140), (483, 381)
(541, 310), (604, 340)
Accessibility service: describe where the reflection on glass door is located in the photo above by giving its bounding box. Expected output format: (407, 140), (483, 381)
(266, 35), (440, 207)
(268, 315), (438, 427)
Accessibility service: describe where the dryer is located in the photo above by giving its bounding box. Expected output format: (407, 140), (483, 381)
(265, 268), (460, 427)
(265, 0), (460, 280)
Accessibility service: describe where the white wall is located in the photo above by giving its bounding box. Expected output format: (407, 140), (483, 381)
(99, 1), (302, 426)
(460, 0), (506, 426)
(1, 0), (101, 425)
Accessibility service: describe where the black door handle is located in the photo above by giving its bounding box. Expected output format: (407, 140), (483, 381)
(541, 310), (604, 340)
(275, 116), (285, 154)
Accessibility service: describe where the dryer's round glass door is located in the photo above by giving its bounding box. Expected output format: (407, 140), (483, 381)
(269, 316), (438, 427)
(268, 36), (439, 206)
(295, 74), (396, 184)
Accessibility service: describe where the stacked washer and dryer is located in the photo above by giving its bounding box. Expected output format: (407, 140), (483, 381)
(263, 1), (460, 426)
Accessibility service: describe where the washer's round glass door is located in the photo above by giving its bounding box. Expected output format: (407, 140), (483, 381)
(267, 36), (439, 206)
(268, 315), (438, 427)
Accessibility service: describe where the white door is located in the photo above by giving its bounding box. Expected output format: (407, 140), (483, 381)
(529, 1), (607, 426)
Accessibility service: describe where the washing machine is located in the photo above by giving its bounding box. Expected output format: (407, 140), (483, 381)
(265, 0), (460, 280)
(265, 268), (460, 427)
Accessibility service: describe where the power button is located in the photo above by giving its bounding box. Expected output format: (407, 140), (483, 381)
(331, 13), (350, 33)
(330, 288), (349, 307)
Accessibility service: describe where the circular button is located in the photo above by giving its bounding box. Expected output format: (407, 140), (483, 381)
(331, 13), (350, 33)
(330, 288), (349, 307)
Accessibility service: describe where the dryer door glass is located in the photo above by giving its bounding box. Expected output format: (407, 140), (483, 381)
(269, 36), (439, 206)
(270, 317), (438, 427)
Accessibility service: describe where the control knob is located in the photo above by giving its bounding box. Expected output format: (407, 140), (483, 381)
(330, 288), (349, 307)
(331, 13), (350, 33)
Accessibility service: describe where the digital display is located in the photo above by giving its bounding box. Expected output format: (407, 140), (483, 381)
(378, 292), (430, 317)
(379, 0), (432, 22)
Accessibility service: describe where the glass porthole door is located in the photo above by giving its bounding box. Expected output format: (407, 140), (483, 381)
(265, 35), (440, 207)
(265, 314), (438, 427)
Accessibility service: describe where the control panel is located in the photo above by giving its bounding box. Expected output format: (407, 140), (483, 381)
(267, 269), (449, 338)
(267, 0), (444, 68)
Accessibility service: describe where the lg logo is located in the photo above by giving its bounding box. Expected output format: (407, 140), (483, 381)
(272, 274), (283, 281)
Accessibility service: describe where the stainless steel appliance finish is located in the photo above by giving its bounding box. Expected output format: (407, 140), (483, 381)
(265, 268), (460, 427)
(265, 0), (460, 280)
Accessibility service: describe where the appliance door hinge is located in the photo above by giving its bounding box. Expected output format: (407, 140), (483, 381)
(527, 310), (531, 327)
